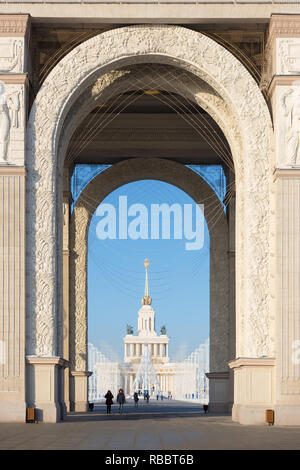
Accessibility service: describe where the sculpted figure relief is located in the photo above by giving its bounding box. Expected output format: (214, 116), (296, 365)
(0, 81), (10, 164)
(7, 90), (20, 128)
(281, 85), (300, 166)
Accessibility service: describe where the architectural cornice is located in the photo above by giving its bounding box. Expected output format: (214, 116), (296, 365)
(268, 75), (300, 98)
(70, 370), (92, 377)
(0, 73), (28, 85)
(229, 357), (275, 369)
(0, 14), (30, 38)
(267, 14), (300, 48)
(26, 356), (70, 368)
(0, 166), (26, 176)
(273, 168), (300, 181)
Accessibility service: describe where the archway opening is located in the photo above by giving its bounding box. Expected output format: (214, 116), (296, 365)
(86, 179), (211, 403)
(63, 60), (235, 414)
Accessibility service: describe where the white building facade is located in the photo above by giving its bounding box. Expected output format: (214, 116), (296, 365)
(88, 261), (209, 402)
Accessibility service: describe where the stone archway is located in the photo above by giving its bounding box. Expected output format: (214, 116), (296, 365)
(69, 158), (230, 412)
(26, 25), (274, 423)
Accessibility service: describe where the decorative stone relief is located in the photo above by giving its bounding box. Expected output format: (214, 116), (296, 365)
(275, 83), (300, 168)
(0, 80), (25, 165)
(0, 39), (24, 73)
(26, 25), (274, 359)
(277, 38), (300, 75)
(0, 81), (10, 163)
(0, 15), (29, 37)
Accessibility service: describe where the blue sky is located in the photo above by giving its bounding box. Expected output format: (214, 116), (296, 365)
(87, 179), (210, 361)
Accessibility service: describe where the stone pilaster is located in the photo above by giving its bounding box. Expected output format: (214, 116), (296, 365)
(0, 166), (26, 421)
(0, 15), (29, 423)
(266, 15), (300, 425)
(273, 170), (300, 424)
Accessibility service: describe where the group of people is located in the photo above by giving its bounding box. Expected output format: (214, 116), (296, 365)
(104, 389), (126, 414)
(104, 390), (144, 413)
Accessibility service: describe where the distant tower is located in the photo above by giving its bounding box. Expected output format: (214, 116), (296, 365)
(138, 258), (156, 336)
(123, 259), (170, 363)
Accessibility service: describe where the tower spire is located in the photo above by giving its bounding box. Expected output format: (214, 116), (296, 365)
(142, 258), (152, 305)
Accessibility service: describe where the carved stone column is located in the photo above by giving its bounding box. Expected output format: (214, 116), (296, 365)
(63, 179), (72, 412)
(228, 170), (236, 413)
(0, 15), (29, 422)
(69, 202), (90, 412)
(208, 197), (230, 413)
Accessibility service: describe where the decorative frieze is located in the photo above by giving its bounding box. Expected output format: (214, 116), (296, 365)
(0, 15), (30, 38)
(277, 38), (300, 75)
(266, 15), (300, 89)
(0, 39), (24, 73)
(268, 15), (300, 45)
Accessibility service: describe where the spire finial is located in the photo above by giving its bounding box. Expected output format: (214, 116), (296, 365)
(142, 258), (152, 305)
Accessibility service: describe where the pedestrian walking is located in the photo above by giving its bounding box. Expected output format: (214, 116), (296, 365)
(105, 390), (114, 414)
(146, 392), (150, 403)
(134, 392), (139, 407)
(117, 388), (126, 414)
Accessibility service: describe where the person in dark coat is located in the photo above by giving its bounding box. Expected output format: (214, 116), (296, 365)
(133, 392), (139, 407)
(105, 390), (114, 414)
(117, 388), (126, 414)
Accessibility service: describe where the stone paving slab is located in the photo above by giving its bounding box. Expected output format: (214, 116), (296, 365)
(0, 400), (300, 450)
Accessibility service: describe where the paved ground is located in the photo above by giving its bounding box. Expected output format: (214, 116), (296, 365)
(0, 399), (300, 450)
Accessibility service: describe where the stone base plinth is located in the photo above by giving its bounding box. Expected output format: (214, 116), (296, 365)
(0, 401), (26, 422)
(26, 356), (69, 423)
(273, 405), (300, 426)
(229, 357), (275, 425)
(70, 371), (92, 412)
(232, 404), (271, 425)
(206, 371), (230, 413)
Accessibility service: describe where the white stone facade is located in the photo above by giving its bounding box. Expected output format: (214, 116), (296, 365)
(0, 9), (299, 425)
